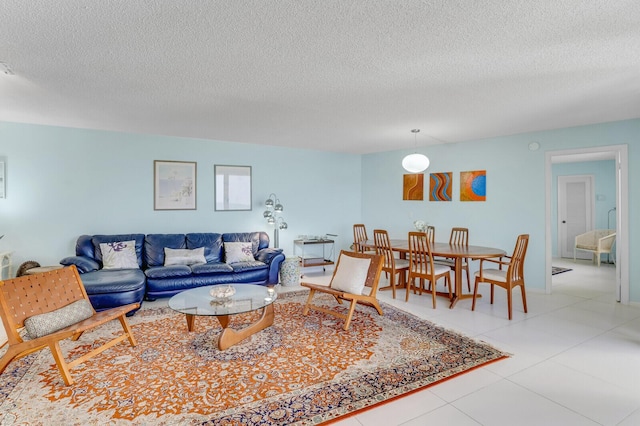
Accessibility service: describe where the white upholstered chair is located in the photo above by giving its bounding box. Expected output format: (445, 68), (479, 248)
(574, 229), (616, 266)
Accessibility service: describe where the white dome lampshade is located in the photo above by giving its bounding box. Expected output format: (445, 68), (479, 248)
(402, 153), (430, 173)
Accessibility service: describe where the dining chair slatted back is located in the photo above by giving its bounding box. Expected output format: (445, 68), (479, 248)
(434, 227), (472, 291)
(373, 229), (409, 299)
(406, 232), (451, 308)
(426, 226), (435, 245)
(353, 224), (375, 254)
(301, 250), (384, 330)
(472, 234), (529, 320)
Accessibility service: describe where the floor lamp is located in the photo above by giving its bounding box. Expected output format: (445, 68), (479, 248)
(263, 193), (287, 248)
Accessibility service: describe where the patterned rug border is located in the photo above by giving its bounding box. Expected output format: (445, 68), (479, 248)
(0, 289), (509, 425)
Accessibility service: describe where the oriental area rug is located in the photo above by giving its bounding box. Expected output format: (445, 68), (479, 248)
(0, 290), (507, 425)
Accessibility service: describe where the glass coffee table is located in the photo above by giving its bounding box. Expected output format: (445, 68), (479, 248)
(168, 284), (277, 350)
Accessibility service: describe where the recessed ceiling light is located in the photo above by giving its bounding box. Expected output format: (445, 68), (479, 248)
(0, 62), (15, 75)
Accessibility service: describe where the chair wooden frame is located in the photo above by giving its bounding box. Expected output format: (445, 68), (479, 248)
(406, 232), (452, 307)
(374, 229), (409, 299)
(301, 250), (384, 330)
(434, 227), (471, 291)
(472, 234), (529, 320)
(0, 265), (139, 385)
(353, 224), (375, 254)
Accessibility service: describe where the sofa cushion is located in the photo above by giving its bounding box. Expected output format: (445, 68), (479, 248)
(164, 247), (206, 266)
(145, 265), (192, 279)
(100, 240), (139, 269)
(191, 262), (234, 275)
(222, 232), (261, 256)
(186, 233), (223, 263)
(24, 299), (94, 339)
(80, 269), (147, 294)
(229, 260), (268, 273)
(224, 242), (254, 264)
(145, 234), (186, 267)
(91, 234), (145, 267)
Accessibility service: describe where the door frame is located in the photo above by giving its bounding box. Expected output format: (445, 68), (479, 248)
(557, 174), (594, 259)
(545, 145), (628, 303)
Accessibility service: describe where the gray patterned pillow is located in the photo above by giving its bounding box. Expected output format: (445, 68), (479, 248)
(24, 299), (94, 339)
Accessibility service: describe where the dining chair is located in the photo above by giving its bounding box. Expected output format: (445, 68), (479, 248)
(301, 250), (384, 330)
(426, 225), (435, 245)
(434, 227), (471, 291)
(406, 231), (452, 308)
(353, 224), (376, 254)
(472, 234), (529, 320)
(373, 229), (409, 299)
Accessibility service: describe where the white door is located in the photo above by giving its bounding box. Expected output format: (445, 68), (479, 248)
(558, 175), (594, 259)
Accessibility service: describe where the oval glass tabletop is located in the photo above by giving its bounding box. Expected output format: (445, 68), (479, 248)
(168, 284), (277, 317)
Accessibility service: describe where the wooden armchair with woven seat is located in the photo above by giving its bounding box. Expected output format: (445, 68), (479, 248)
(0, 265), (139, 386)
(301, 250), (383, 331)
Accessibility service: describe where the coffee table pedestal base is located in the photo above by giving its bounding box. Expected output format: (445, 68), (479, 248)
(184, 303), (275, 350)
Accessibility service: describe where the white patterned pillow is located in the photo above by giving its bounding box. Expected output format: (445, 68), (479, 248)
(164, 247), (206, 266)
(331, 254), (371, 294)
(224, 242), (254, 264)
(100, 240), (139, 269)
(24, 299), (94, 339)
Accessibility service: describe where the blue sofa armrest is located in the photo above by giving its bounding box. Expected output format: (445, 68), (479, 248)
(60, 256), (100, 273)
(256, 247), (283, 263)
(256, 248), (285, 284)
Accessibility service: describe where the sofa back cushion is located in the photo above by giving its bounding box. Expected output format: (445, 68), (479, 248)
(186, 233), (223, 263)
(222, 232), (269, 256)
(87, 234), (145, 267)
(145, 234), (186, 267)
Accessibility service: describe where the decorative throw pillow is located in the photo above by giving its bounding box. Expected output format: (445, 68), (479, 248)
(24, 299), (94, 339)
(99, 240), (139, 269)
(164, 247), (206, 266)
(224, 242), (254, 264)
(330, 254), (372, 294)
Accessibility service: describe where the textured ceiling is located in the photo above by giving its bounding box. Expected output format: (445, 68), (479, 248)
(1, 1), (639, 154)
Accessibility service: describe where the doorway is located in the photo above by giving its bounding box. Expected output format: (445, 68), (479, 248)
(557, 175), (594, 259)
(545, 145), (628, 304)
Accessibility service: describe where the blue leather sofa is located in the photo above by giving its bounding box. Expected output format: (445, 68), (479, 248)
(60, 232), (285, 314)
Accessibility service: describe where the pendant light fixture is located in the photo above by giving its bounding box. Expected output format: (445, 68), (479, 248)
(402, 129), (430, 173)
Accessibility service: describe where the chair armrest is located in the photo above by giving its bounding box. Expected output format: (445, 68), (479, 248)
(478, 256), (511, 271)
(598, 233), (616, 250)
(60, 256), (100, 273)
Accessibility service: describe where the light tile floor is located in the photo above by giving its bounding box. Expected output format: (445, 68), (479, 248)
(291, 258), (640, 426)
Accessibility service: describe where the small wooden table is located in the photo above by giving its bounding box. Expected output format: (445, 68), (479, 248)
(168, 284), (276, 350)
(365, 239), (506, 308)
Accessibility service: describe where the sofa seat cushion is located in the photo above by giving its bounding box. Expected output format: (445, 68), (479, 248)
(191, 262), (234, 275)
(576, 243), (597, 250)
(80, 269), (146, 295)
(230, 260), (268, 273)
(145, 265), (191, 279)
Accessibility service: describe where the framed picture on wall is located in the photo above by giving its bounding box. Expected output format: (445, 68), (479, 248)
(154, 160), (197, 210)
(215, 165), (252, 211)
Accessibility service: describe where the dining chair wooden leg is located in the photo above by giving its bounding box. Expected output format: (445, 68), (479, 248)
(507, 287), (513, 320)
(521, 286), (528, 313)
(390, 272), (397, 299)
(465, 266), (471, 292)
(471, 277), (480, 311)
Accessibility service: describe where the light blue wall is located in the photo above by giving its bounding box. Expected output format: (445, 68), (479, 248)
(361, 119), (638, 300)
(0, 122), (362, 268)
(551, 160), (617, 258)
(1, 119), (638, 301)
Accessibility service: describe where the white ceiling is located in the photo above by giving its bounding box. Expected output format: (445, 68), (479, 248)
(1, 1), (639, 154)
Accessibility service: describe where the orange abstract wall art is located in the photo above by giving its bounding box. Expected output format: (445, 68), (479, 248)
(403, 174), (424, 200)
(429, 172), (452, 201)
(460, 170), (486, 201)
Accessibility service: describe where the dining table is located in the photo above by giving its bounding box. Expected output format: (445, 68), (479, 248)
(364, 239), (506, 308)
